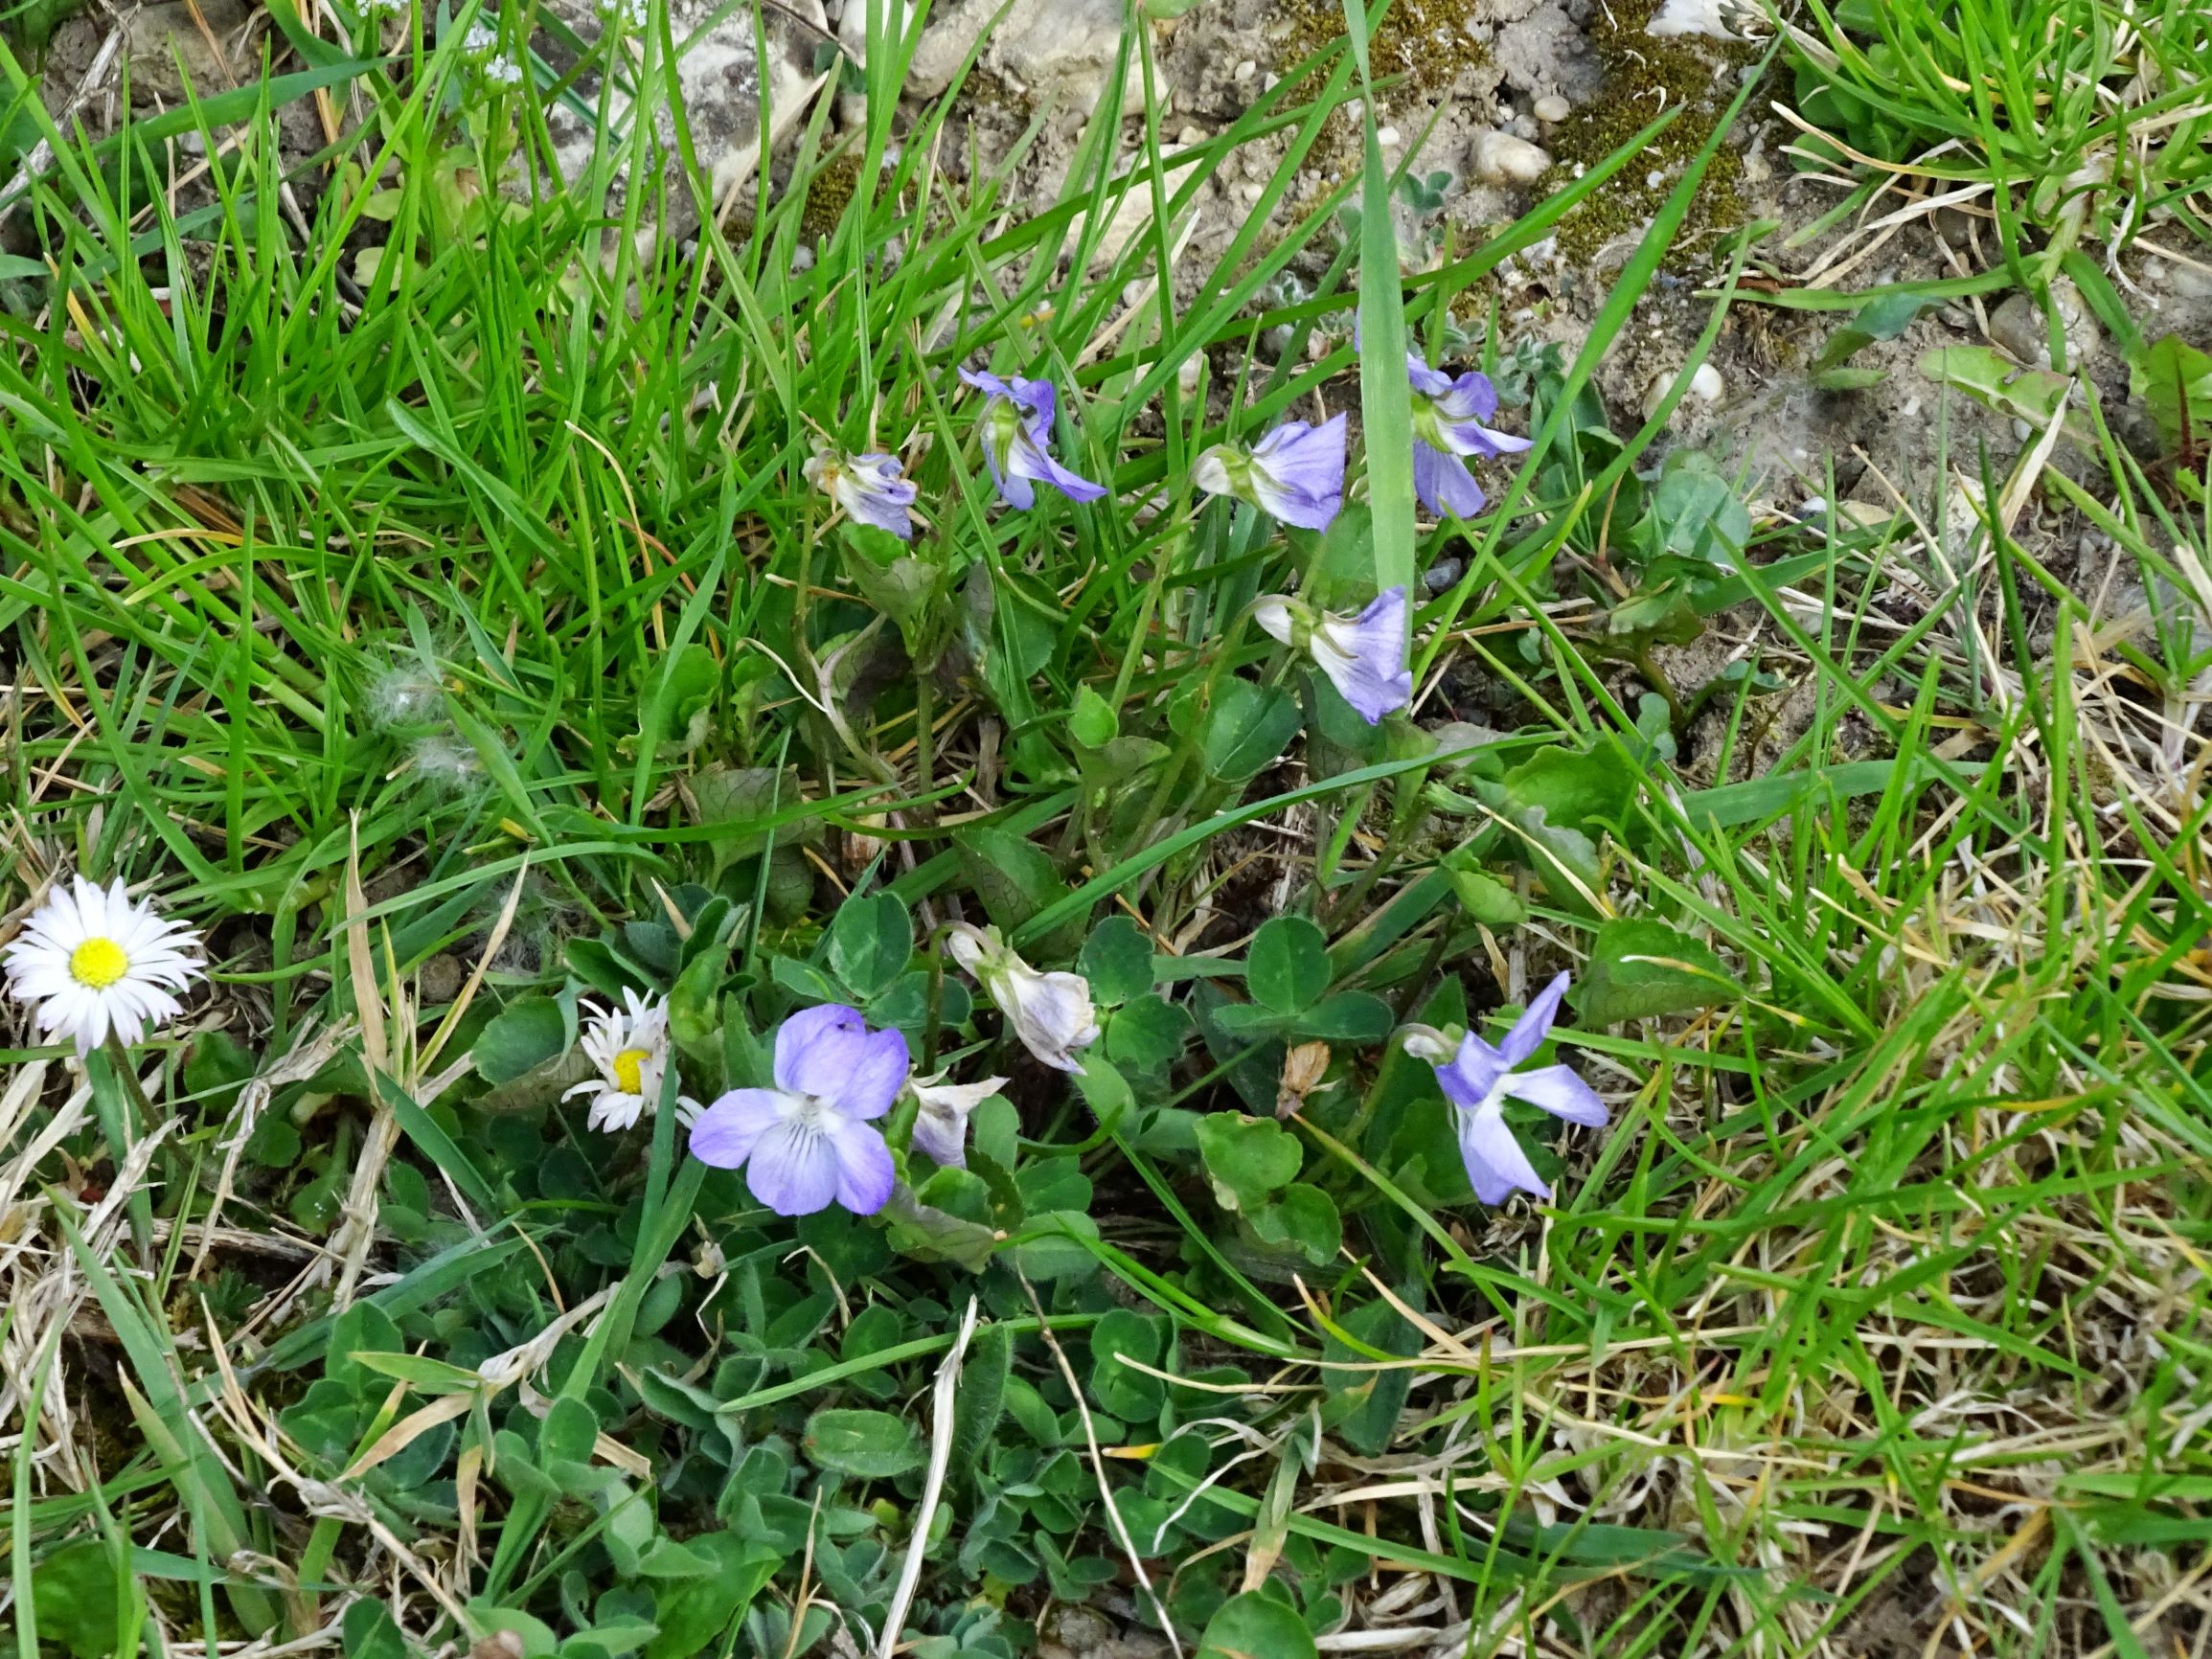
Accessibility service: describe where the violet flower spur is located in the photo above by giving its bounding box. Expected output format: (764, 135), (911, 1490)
(1193, 413), (1348, 531)
(1252, 587), (1414, 725)
(1406, 352), (1532, 519)
(804, 446), (919, 539)
(1404, 971), (1608, 1205)
(959, 369), (1107, 510)
(687, 1004), (910, 1216)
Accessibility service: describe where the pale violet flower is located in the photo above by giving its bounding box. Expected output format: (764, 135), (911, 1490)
(945, 924), (1099, 1075)
(1194, 413), (1347, 531)
(3, 876), (203, 1052)
(1405, 972), (1608, 1204)
(688, 1005), (908, 1216)
(1407, 353), (1531, 519)
(459, 18), (499, 54)
(908, 1069), (1009, 1168)
(804, 446), (919, 539)
(484, 52), (524, 84)
(564, 989), (695, 1133)
(959, 370), (1106, 510)
(1253, 587), (1413, 725)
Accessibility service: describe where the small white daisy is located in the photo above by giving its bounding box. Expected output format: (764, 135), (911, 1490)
(4, 875), (205, 1052)
(565, 989), (694, 1132)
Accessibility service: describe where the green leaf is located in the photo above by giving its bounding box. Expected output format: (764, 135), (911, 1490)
(1247, 917), (1331, 1014)
(1011, 1210), (1103, 1279)
(647, 644), (719, 754)
(951, 1321), (1013, 1476)
(1571, 918), (1745, 1025)
(1070, 685), (1120, 749)
(1196, 1113), (1301, 1212)
(1079, 915), (1155, 1006)
(1294, 992), (1394, 1044)
(1089, 1309), (1166, 1421)
(1197, 1592), (1318, 1659)
(643, 1535), (781, 1659)
(1445, 863), (1526, 926)
(829, 890), (914, 998)
(1647, 450), (1752, 570)
(1502, 743), (1635, 831)
(539, 1396), (600, 1466)
(473, 996), (569, 1086)
(1321, 1298), (1418, 1457)
(1250, 1183), (1341, 1266)
(802, 1409), (926, 1479)
(1200, 679), (1303, 783)
(2130, 333), (2212, 455)
(955, 825), (1072, 938)
(343, 1600), (407, 1659)
(31, 1541), (124, 1659)
(1106, 994), (1191, 1074)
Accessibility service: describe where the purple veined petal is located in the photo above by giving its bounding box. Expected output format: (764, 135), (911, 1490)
(1006, 429), (1106, 504)
(960, 366), (1015, 400)
(1307, 587), (1412, 723)
(1434, 415), (1536, 459)
(773, 1004), (875, 1097)
(1413, 441), (1488, 518)
(1248, 414), (1347, 531)
(1405, 352), (1455, 398)
(1503, 1063), (1609, 1127)
(688, 1088), (795, 1168)
(847, 453), (919, 539)
(1457, 1100), (1551, 1204)
(1436, 369), (1502, 424)
(742, 1116), (844, 1215)
(831, 1024), (912, 1121)
(1434, 1031), (1507, 1108)
(1496, 971), (1570, 1067)
(827, 1117), (897, 1214)
(1009, 375), (1057, 435)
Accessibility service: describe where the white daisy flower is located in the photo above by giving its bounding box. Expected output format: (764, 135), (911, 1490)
(564, 989), (694, 1132)
(3, 875), (205, 1052)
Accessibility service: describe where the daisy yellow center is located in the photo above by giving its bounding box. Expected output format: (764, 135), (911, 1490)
(612, 1047), (650, 1095)
(69, 937), (130, 989)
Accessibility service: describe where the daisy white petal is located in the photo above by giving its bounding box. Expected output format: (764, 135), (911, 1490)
(3, 877), (205, 1053)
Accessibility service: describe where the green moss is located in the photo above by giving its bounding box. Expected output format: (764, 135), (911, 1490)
(799, 152), (865, 244)
(1542, 0), (1756, 268)
(1272, 0), (1490, 187)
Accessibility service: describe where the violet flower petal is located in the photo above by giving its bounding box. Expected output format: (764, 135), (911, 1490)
(774, 1003), (874, 1097)
(687, 1087), (790, 1169)
(1496, 971), (1570, 1067)
(1503, 1064), (1610, 1127)
(742, 1116), (844, 1215)
(1413, 441), (1488, 518)
(1458, 1102), (1551, 1203)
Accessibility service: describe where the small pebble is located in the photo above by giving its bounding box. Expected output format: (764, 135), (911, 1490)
(1177, 355), (1202, 397)
(1472, 129), (1551, 185)
(1534, 94), (1570, 122)
(1377, 125), (1402, 148)
(1239, 180), (1264, 204)
(1689, 363), (1724, 401)
(1176, 124), (1205, 145)
(1233, 58), (1256, 81)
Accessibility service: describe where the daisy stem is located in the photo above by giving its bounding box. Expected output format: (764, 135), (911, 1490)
(93, 1036), (158, 1261)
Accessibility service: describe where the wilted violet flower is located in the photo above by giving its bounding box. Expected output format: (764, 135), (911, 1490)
(688, 1005), (909, 1216)
(804, 446), (918, 539)
(1403, 972), (1608, 1204)
(907, 1069), (1009, 1168)
(1407, 352), (1531, 519)
(945, 924), (1100, 1074)
(1194, 414), (1347, 531)
(1253, 586), (1413, 725)
(959, 370), (1106, 510)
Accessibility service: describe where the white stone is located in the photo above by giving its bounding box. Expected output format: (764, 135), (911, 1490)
(1647, 0), (1754, 38)
(537, 0), (830, 252)
(1233, 58), (1257, 81)
(1177, 354), (1203, 396)
(1689, 363), (1724, 401)
(1533, 94), (1570, 122)
(1989, 281), (2101, 368)
(1070, 144), (1188, 268)
(1377, 125), (1402, 148)
(908, 0), (1129, 115)
(1471, 129), (1551, 186)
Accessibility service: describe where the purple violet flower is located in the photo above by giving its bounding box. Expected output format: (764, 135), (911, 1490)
(804, 446), (919, 540)
(1252, 586), (1414, 725)
(1413, 972), (1608, 1204)
(1194, 413), (1348, 531)
(960, 369), (1107, 510)
(688, 1004), (910, 1216)
(1406, 352), (1532, 519)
